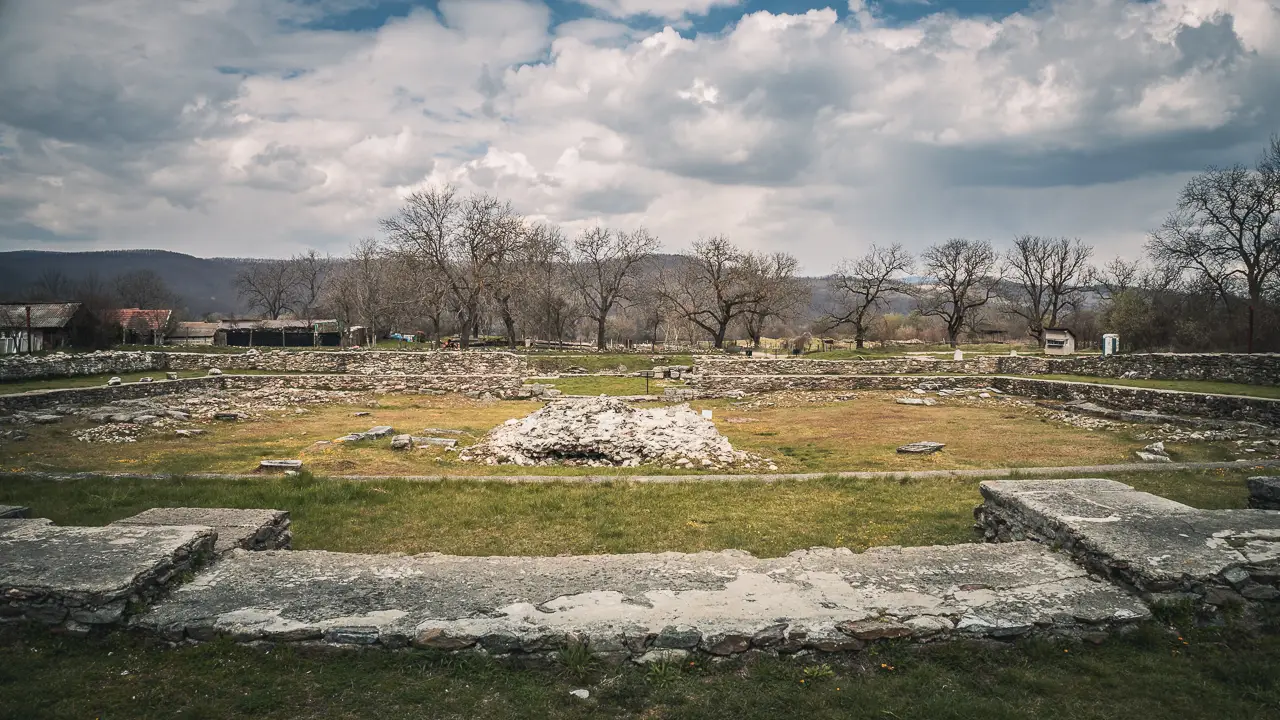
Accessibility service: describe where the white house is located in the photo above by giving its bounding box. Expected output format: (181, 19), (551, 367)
(1043, 328), (1077, 356)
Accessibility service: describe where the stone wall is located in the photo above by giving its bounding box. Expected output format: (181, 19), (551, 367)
(0, 350), (528, 382)
(695, 353), (1280, 386)
(688, 374), (1280, 424)
(0, 373), (526, 414)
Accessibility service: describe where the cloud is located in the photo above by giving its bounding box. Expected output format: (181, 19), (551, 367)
(572, 0), (742, 21)
(1, 0), (1279, 272)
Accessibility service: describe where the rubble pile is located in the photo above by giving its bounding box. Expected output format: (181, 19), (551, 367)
(460, 397), (774, 470)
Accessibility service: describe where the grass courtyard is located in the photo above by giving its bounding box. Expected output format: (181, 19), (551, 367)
(0, 392), (1235, 477)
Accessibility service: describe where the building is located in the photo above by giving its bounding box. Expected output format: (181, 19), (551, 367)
(217, 319), (341, 347)
(106, 308), (173, 345)
(1043, 328), (1077, 356)
(168, 321), (220, 346)
(0, 302), (93, 353)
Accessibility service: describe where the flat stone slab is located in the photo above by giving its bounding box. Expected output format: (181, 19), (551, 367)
(1, 523), (216, 628)
(898, 442), (945, 455)
(0, 505), (31, 519)
(976, 479), (1280, 601)
(135, 542), (1146, 656)
(413, 436), (458, 448)
(112, 508), (291, 555)
(258, 460), (302, 471)
(895, 397), (937, 406)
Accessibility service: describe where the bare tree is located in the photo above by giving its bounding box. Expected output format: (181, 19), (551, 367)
(380, 186), (524, 350)
(824, 244), (913, 349)
(1093, 257), (1142, 302)
(1003, 235), (1093, 345)
(741, 251), (807, 348)
(235, 260), (300, 319)
(292, 250), (330, 322)
(30, 269), (69, 301)
(114, 269), (178, 309)
(1148, 136), (1280, 352)
(566, 226), (660, 350)
(520, 224), (580, 347)
(661, 235), (761, 349)
(917, 238), (1003, 347)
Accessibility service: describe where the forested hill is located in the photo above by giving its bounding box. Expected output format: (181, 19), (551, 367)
(0, 250), (249, 316)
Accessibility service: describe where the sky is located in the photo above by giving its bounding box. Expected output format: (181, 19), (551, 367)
(1, 0), (1279, 273)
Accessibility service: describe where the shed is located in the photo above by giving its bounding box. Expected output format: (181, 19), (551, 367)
(0, 302), (90, 352)
(219, 319), (341, 347)
(106, 308), (173, 345)
(168, 321), (220, 346)
(1043, 328), (1077, 356)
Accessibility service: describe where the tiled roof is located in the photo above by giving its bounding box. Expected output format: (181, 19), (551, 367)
(0, 302), (82, 329)
(106, 308), (173, 331)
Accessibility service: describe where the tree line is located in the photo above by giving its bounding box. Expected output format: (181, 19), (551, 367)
(18, 138), (1269, 353)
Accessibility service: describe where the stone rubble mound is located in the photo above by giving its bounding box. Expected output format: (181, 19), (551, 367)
(460, 397), (771, 469)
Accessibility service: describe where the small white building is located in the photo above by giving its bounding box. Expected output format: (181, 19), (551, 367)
(1043, 328), (1077, 356)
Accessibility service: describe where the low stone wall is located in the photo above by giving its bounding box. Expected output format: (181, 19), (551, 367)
(0, 373), (526, 414)
(0, 350), (527, 382)
(695, 353), (1280, 386)
(687, 374), (1280, 424)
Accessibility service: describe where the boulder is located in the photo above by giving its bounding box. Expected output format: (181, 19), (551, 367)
(897, 441), (946, 455)
(107, 377), (122, 386)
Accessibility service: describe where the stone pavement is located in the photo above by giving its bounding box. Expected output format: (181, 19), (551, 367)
(133, 542), (1146, 659)
(976, 478), (1280, 606)
(111, 507), (291, 556)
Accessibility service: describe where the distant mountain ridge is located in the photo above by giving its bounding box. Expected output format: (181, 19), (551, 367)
(0, 249), (251, 316)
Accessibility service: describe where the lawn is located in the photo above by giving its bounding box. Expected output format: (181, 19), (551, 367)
(531, 375), (682, 396)
(0, 393), (1232, 477)
(1021, 374), (1280, 400)
(0, 469), (1255, 558)
(0, 368), (339, 395)
(2, 600), (1277, 719)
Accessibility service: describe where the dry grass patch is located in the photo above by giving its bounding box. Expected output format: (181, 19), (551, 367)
(0, 392), (1233, 476)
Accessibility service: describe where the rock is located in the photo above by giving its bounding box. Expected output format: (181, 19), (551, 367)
(353, 412), (371, 417)
(107, 377), (122, 386)
(837, 619), (913, 640)
(363, 426), (394, 439)
(1134, 451), (1173, 463)
(655, 625), (701, 649)
(897, 441), (945, 455)
(166, 372), (178, 380)
(569, 689), (590, 700)
(390, 434), (412, 450)
(634, 649), (688, 665)
(895, 397), (937, 406)
(139, 377), (153, 383)
(213, 412), (241, 421)
(174, 429), (205, 437)
(1247, 476), (1280, 510)
(208, 368), (223, 376)
(413, 437), (458, 448)
(32, 414), (61, 424)
(258, 459), (302, 472)
(704, 633), (751, 655)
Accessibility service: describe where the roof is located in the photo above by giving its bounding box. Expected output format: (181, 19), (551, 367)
(220, 319), (339, 331)
(0, 302), (82, 329)
(1044, 328), (1076, 337)
(106, 308), (172, 331)
(170, 321), (220, 338)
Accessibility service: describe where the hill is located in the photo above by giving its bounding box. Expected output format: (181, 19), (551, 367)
(0, 250), (250, 316)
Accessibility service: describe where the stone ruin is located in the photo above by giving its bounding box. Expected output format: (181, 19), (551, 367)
(459, 397), (774, 470)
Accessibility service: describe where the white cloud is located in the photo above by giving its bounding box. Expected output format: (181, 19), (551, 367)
(573, 0), (742, 21)
(1, 0), (1279, 270)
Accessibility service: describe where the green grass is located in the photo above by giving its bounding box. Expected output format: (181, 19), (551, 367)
(1020, 374), (1280, 399)
(524, 354), (694, 374)
(0, 369), (339, 394)
(531, 376), (681, 396)
(0, 469), (1254, 557)
(2, 620), (1277, 719)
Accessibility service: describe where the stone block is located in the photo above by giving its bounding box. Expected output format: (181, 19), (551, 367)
(1248, 476), (1280, 511)
(258, 459), (302, 472)
(0, 505), (30, 519)
(112, 507), (291, 555)
(134, 542), (1146, 656)
(897, 441), (945, 454)
(1, 523), (216, 627)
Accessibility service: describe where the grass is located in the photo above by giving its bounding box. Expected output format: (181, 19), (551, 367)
(0, 469), (1256, 557)
(0, 392), (1236, 477)
(2, 618), (1278, 719)
(0, 369), (341, 394)
(531, 376), (682, 396)
(1021, 374), (1280, 400)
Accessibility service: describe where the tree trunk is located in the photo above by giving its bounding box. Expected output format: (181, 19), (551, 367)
(458, 319), (471, 350)
(713, 323), (728, 349)
(503, 313), (517, 350)
(855, 332), (865, 349)
(596, 315), (607, 351)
